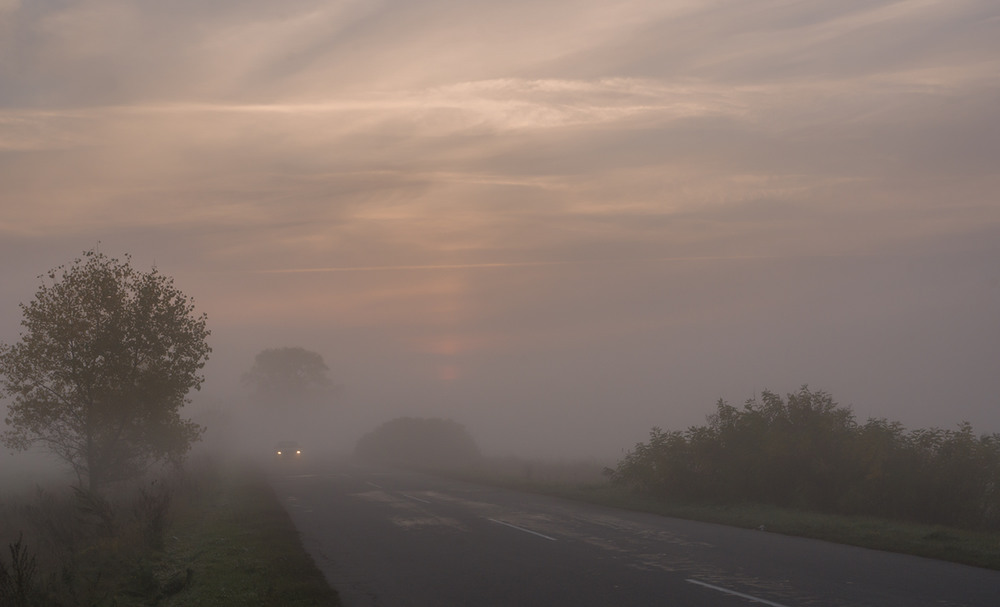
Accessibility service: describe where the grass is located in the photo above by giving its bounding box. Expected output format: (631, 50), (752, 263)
(440, 460), (1000, 571)
(11, 452), (993, 605)
(0, 459), (340, 606)
(157, 461), (341, 607)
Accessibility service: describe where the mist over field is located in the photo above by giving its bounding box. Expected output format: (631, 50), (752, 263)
(2, 0), (1000, 469)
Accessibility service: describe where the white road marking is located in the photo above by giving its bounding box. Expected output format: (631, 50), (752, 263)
(401, 493), (431, 504)
(488, 518), (557, 541)
(366, 481), (383, 489)
(686, 579), (792, 607)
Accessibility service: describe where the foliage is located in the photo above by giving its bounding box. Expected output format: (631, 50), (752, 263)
(611, 386), (1000, 530)
(0, 478), (181, 606)
(0, 250), (211, 491)
(242, 347), (332, 404)
(355, 417), (481, 469)
(0, 535), (37, 607)
(0, 459), (338, 606)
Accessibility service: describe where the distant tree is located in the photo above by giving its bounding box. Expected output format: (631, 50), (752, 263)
(242, 347), (333, 405)
(0, 250), (210, 491)
(355, 417), (481, 469)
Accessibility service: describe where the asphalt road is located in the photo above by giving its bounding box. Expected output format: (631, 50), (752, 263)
(268, 462), (1000, 607)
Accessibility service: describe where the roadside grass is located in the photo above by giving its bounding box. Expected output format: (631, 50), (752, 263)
(158, 460), (341, 607)
(0, 458), (340, 606)
(1, 478), (183, 606)
(442, 459), (1000, 571)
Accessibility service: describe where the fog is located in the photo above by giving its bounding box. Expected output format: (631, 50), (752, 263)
(2, 0), (1000, 472)
(182, 233), (998, 464)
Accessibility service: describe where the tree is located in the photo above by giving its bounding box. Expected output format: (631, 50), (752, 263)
(0, 250), (211, 491)
(242, 347), (332, 404)
(355, 417), (481, 469)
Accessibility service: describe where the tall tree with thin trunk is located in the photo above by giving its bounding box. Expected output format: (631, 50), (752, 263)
(0, 250), (211, 491)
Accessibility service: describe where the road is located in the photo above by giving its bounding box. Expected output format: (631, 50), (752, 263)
(269, 462), (1000, 606)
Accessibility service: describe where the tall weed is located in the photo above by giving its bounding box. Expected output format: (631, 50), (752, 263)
(0, 534), (38, 607)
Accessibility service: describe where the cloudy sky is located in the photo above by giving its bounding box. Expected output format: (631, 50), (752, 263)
(2, 0), (999, 458)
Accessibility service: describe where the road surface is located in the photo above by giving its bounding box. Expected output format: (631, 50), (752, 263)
(269, 462), (1000, 606)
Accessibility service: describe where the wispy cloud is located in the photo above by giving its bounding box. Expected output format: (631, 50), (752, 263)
(252, 254), (795, 274)
(2, 0), (1000, 447)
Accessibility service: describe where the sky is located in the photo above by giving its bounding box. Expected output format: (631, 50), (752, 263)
(1, 0), (999, 460)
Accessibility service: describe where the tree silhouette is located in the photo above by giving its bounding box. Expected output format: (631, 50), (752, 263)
(242, 347), (333, 406)
(0, 250), (210, 491)
(355, 417), (481, 469)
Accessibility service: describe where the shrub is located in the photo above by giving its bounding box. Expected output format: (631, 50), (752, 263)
(612, 386), (1000, 529)
(0, 535), (38, 607)
(355, 417), (481, 469)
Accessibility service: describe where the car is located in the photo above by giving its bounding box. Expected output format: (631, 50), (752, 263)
(274, 440), (302, 460)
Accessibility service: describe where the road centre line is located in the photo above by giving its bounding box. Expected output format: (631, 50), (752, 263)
(685, 579), (791, 607)
(401, 493), (431, 504)
(488, 518), (557, 541)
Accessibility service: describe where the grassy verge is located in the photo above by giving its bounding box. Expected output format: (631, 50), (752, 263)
(157, 462), (341, 606)
(1, 458), (339, 606)
(442, 464), (1000, 571)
